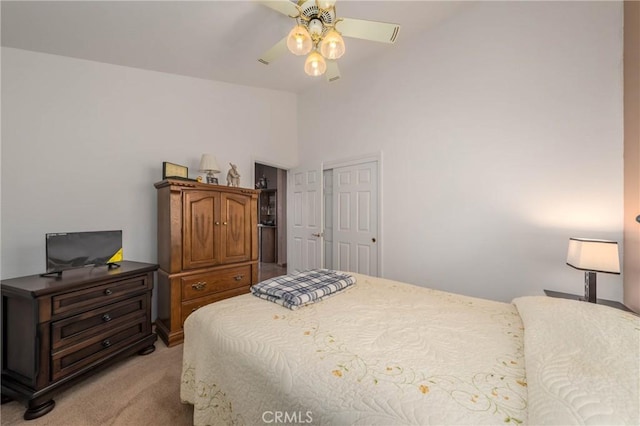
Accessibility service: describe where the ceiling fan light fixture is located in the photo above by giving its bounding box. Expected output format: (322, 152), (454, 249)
(319, 29), (345, 60)
(307, 18), (324, 38)
(287, 24), (313, 56)
(317, 0), (336, 10)
(304, 50), (327, 77)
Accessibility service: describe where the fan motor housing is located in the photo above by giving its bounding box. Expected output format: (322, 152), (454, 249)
(298, 0), (335, 27)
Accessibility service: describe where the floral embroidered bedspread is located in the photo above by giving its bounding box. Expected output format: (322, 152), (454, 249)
(181, 274), (529, 425)
(513, 296), (639, 425)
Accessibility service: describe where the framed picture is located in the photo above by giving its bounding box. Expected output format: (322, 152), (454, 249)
(162, 162), (188, 179)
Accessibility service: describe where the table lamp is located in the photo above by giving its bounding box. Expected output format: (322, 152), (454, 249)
(566, 238), (620, 303)
(199, 154), (220, 184)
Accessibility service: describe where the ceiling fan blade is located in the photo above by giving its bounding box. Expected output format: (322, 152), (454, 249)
(326, 60), (341, 82)
(336, 17), (400, 43)
(258, 37), (288, 65)
(257, 0), (299, 17)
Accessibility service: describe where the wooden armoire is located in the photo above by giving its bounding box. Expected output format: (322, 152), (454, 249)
(154, 179), (259, 346)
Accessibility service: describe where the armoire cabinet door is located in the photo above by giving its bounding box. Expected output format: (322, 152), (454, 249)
(183, 191), (221, 269)
(220, 193), (252, 264)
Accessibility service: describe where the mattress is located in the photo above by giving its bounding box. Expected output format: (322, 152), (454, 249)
(180, 273), (639, 425)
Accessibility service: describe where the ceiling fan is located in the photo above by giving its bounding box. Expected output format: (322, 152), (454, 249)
(258, 0), (401, 82)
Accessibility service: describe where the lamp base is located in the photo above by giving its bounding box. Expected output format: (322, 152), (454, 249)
(582, 271), (597, 303)
(205, 172), (218, 184)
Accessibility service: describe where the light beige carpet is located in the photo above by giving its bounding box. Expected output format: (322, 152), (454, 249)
(1, 340), (192, 426)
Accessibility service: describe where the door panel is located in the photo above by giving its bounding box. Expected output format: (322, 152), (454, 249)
(332, 161), (378, 276)
(220, 193), (252, 264)
(183, 191), (220, 270)
(288, 165), (323, 272)
(323, 170), (334, 270)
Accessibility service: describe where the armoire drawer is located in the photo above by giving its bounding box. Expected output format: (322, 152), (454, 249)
(181, 265), (251, 301)
(51, 316), (149, 382)
(51, 295), (148, 351)
(52, 275), (151, 317)
(181, 286), (249, 326)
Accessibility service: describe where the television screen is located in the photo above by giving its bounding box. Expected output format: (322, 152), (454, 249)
(45, 230), (123, 274)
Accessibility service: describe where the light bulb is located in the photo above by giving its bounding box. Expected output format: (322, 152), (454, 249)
(319, 29), (345, 60)
(304, 51), (327, 77)
(287, 25), (312, 56)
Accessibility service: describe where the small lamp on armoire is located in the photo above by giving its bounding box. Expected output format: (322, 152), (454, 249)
(199, 154), (220, 184)
(566, 238), (620, 303)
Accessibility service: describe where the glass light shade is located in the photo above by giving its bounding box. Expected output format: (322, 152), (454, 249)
(566, 238), (620, 273)
(319, 29), (345, 60)
(287, 25), (312, 56)
(304, 51), (327, 76)
(317, 0), (336, 9)
(199, 154), (220, 173)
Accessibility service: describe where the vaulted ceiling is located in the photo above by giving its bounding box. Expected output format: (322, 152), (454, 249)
(1, 1), (469, 93)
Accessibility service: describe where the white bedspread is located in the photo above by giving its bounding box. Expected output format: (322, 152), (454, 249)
(181, 274), (528, 425)
(513, 296), (639, 425)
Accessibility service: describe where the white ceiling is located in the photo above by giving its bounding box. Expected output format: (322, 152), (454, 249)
(1, 1), (469, 93)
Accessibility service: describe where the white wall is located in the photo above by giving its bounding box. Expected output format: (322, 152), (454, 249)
(298, 1), (624, 302)
(1, 48), (297, 279)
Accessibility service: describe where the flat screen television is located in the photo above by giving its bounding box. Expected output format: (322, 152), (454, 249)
(44, 230), (123, 276)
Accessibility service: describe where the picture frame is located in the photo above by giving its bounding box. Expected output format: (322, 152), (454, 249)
(162, 162), (188, 179)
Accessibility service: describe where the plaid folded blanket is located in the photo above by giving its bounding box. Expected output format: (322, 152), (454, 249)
(251, 269), (356, 310)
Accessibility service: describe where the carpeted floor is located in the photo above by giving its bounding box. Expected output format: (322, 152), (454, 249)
(1, 340), (192, 426)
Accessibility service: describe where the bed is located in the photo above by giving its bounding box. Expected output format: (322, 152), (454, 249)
(180, 272), (639, 425)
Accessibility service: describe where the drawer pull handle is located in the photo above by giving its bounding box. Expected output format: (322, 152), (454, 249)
(234, 274), (244, 281)
(102, 339), (112, 348)
(102, 313), (112, 322)
(104, 289), (113, 296)
(215, 222), (220, 225)
(223, 221), (228, 225)
(191, 282), (207, 291)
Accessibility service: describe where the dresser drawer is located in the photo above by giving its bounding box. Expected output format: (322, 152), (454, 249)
(181, 286), (249, 326)
(51, 295), (148, 351)
(52, 274), (151, 317)
(51, 316), (149, 382)
(181, 265), (251, 301)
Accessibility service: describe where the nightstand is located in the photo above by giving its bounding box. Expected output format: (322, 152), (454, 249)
(544, 289), (636, 314)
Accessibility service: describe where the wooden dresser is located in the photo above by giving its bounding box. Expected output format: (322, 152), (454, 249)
(154, 179), (259, 346)
(1, 261), (158, 420)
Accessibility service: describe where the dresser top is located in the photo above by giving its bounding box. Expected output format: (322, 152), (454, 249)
(1, 260), (158, 297)
(154, 178), (259, 196)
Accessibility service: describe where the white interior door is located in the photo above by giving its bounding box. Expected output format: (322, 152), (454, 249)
(332, 161), (379, 276)
(287, 164), (323, 272)
(323, 170), (334, 270)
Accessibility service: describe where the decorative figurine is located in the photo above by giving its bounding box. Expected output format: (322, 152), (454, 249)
(257, 175), (268, 189)
(226, 163), (240, 187)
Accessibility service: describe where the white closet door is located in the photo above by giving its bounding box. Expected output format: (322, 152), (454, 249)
(323, 170), (334, 270)
(332, 161), (378, 276)
(287, 164), (323, 272)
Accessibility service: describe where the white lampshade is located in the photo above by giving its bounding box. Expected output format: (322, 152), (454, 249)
(304, 51), (327, 77)
(566, 238), (620, 274)
(287, 25), (312, 56)
(320, 29), (345, 60)
(199, 154), (220, 173)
